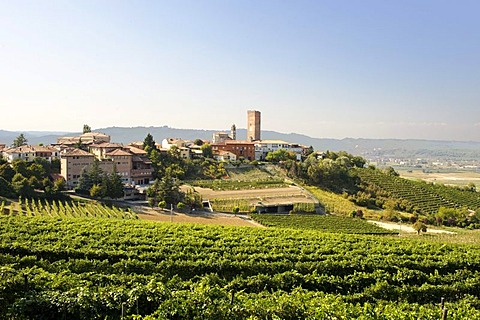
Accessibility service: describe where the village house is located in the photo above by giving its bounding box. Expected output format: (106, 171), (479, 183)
(2, 145), (61, 163)
(89, 142), (124, 159)
(213, 150), (237, 162)
(254, 140), (304, 161)
(56, 132), (111, 147)
(211, 141), (255, 161)
(60, 141), (154, 189)
(161, 138), (186, 149)
(124, 146), (154, 185)
(60, 148), (96, 189)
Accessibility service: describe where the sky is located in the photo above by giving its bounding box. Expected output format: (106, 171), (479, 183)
(1, 0), (480, 141)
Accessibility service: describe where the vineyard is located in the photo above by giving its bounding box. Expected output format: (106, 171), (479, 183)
(305, 186), (379, 217)
(0, 216), (479, 319)
(251, 214), (397, 234)
(0, 198), (137, 219)
(355, 168), (480, 215)
(189, 178), (287, 190)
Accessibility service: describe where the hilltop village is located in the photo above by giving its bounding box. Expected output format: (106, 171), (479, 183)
(0, 110), (316, 199)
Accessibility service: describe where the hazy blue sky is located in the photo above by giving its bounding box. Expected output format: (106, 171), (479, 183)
(1, 1), (479, 141)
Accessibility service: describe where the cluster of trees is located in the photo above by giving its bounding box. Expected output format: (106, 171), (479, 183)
(435, 206), (480, 229)
(146, 173), (202, 211)
(0, 158), (64, 199)
(75, 161), (124, 199)
(143, 134), (226, 181)
(282, 151), (366, 193)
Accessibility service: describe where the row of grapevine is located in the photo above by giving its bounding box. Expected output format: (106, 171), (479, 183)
(3, 198), (137, 219)
(0, 216), (479, 318)
(292, 202), (316, 213)
(251, 214), (397, 234)
(209, 198), (255, 213)
(189, 178), (287, 190)
(355, 168), (480, 215)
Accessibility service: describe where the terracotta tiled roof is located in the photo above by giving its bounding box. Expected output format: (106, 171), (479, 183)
(90, 142), (123, 148)
(62, 148), (94, 157)
(105, 149), (132, 156)
(2, 145), (58, 154)
(124, 146), (147, 155)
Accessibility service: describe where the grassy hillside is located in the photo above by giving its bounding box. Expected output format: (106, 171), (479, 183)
(1, 216), (479, 318)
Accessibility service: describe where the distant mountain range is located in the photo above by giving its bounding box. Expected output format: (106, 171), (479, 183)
(1, 126), (480, 161)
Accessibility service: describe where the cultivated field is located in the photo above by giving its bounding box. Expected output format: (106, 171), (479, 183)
(195, 185), (317, 213)
(1, 216), (480, 318)
(398, 168), (480, 186)
(136, 208), (262, 227)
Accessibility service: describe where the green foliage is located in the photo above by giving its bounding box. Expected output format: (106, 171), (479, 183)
(158, 200), (166, 209)
(177, 201), (185, 210)
(191, 178), (286, 190)
(82, 124), (91, 133)
(251, 214), (397, 234)
(12, 133), (27, 147)
(265, 149), (296, 163)
(201, 143), (213, 158)
(105, 168), (124, 199)
(90, 183), (106, 198)
(147, 173), (183, 206)
(413, 221), (427, 235)
(210, 199), (254, 213)
(288, 152), (363, 193)
(1, 198), (137, 219)
(76, 161), (124, 199)
(291, 202), (316, 213)
(355, 167), (480, 228)
(11, 173), (34, 198)
(0, 217), (479, 318)
(143, 133), (156, 153)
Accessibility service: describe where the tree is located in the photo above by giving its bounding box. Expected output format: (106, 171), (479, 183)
(158, 200), (166, 209)
(384, 167), (399, 176)
(143, 133), (156, 153)
(11, 173), (34, 198)
(76, 167), (93, 194)
(105, 171), (124, 199)
(89, 160), (103, 186)
(83, 124), (91, 134)
(0, 176), (14, 198)
(13, 134), (28, 147)
(147, 173), (183, 206)
(413, 221), (427, 235)
(201, 144), (213, 158)
(265, 149), (296, 163)
(177, 202), (185, 211)
(90, 184), (106, 198)
(0, 163), (15, 182)
(12, 160), (29, 178)
(74, 138), (85, 150)
(194, 139), (204, 146)
(28, 163), (46, 181)
(302, 146), (314, 158)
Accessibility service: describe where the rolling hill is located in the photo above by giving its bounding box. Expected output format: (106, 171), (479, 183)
(1, 126), (480, 160)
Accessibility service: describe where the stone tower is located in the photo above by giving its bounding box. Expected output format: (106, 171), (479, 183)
(230, 124), (236, 140)
(247, 110), (261, 142)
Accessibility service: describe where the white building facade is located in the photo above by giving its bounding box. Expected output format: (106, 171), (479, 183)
(254, 140), (303, 161)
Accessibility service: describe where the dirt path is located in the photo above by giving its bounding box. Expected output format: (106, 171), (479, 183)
(136, 207), (262, 228)
(368, 220), (456, 234)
